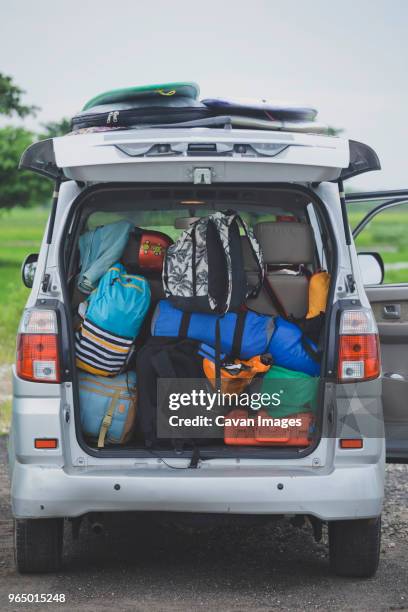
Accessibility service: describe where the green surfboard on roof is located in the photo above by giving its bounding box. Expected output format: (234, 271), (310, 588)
(82, 82), (200, 111)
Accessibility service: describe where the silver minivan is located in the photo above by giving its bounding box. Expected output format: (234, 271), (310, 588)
(9, 127), (408, 576)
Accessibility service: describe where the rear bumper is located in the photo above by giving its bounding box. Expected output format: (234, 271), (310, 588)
(11, 460), (384, 521)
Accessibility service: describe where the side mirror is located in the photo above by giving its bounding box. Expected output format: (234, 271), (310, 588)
(21, 253), (39, 288)
(357, 251), (384, 286)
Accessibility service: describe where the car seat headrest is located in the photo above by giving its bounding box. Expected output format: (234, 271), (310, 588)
(253, 221), (315, 265)
(174, 217), (201, 230)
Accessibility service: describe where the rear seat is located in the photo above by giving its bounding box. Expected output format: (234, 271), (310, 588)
(244, 221), (315, 318)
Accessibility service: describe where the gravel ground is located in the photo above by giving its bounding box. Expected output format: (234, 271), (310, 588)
(0, 435), (407, 612)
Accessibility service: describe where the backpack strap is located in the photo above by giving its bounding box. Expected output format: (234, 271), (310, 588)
(231, 311), (247, 358)
(215, 318), (222, 392)
(191, 225), (197, 297)
(234, 214), (264, 297)
(189, 444), (201, 469)
(97, 390), (121, 448)
(179, 312), (192, 338)
(262, 275), (288, 318)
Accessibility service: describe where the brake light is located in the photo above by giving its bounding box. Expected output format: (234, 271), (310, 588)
(16, 309), (60, 383)
(338, 309), (380, 382)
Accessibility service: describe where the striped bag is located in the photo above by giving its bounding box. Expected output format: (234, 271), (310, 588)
(76, 263), (151, 376)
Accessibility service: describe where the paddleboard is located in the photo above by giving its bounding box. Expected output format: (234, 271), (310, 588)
(83, 82), (200, 111)
(202, 97), (318, 122)
(226, 115), (328, 134)
(71, 114), (328, 134)
(131, 114), (328, 134)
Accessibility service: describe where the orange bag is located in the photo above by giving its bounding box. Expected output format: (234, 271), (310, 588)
(224, 409), (315, 446)
(255, 410), (314, 445)
(306, 270), (330, 319)
(223, 409), (259, 445)
(203, 354), (271, 395)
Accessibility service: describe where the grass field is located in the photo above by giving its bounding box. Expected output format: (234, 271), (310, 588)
(0, 207), (49, 432)
(0, 207), (49, 363)
(349, 207), (408, 284)
(0, 204), (407, 432)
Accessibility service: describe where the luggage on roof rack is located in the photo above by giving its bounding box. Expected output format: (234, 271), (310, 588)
(70, 83), (329, 134)
(82, 82), (200, 111)
(71, 81), (209, 131)
(72, 99), (211, 131)
(201, 97), (318, 122)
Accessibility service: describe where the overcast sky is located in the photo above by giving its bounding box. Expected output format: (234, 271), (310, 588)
(2, 0), (407, 190)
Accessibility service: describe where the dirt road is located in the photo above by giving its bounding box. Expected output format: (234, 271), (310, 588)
(0, 436), (407, 611)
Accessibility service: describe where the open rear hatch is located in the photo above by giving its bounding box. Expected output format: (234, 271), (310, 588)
(19, 128), (379, 185)
(19, 128), (380, 460)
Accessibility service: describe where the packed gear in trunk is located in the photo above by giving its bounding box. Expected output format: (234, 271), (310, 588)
(67, 192), (329, 454)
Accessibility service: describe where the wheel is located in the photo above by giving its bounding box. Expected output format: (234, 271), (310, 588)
(328, 516), (381, 578)
(14, 518), (63, 573)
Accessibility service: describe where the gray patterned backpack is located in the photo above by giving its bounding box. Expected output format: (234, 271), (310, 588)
(162, 211), (264, 313)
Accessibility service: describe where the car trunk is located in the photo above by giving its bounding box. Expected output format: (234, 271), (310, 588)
(60, 183), (336, 460)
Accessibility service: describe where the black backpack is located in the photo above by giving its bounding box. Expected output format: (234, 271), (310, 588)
(162, 211), (264, 313)
(136, 338), (205, 447)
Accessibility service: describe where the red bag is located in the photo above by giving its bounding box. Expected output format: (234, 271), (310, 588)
(122, 229), (173, 274)
(224, 409), (314, 446)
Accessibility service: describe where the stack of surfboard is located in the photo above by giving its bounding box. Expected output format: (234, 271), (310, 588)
(71, 81), (327, 134)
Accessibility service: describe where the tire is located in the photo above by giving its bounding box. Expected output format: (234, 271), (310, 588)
(14, 518), (63, 573)
(329, 516), (381, 578)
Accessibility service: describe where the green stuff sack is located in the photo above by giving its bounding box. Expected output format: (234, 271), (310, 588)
(261, 365), (319, 418)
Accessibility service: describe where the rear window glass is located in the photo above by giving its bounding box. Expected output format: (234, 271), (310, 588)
(85, 210), (279, 240)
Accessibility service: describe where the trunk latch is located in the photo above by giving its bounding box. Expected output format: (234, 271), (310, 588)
(193, 168), (212, 184)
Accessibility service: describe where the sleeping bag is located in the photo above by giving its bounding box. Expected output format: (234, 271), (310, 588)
(267, 317), (321, 376)
(151, 300), (274, 359)
(151, 300), (321, 375)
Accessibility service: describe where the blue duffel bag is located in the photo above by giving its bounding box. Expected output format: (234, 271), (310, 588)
(267, 316), (321, 376)
(151, 300), (275, 359)
(151, 300), (320, 375)
(78, 371), (137, 447)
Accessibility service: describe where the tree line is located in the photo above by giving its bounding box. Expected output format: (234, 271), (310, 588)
(0, 73), (345, 211)
(0, 73), (69, 210)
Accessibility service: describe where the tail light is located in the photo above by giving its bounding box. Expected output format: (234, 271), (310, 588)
(338, 309), (380, 382)
(16, 309), (60, 383)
